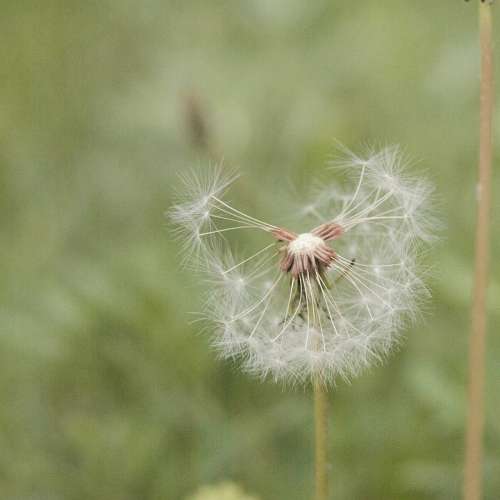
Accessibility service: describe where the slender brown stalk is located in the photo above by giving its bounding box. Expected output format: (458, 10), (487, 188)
(464, 2), (494, 500)
(314, 378), (329, 500)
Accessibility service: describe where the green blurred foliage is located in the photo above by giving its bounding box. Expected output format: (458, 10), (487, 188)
(1, 1), (499, 499)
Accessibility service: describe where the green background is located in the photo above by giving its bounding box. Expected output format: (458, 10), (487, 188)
(1, 1), (499, 499)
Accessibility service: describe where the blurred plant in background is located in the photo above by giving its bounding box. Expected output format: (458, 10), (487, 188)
(1, 1), (499, 499)
(186, 482), (260, 500)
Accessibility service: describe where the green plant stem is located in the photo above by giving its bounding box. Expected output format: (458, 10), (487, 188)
(314, 378), (328, 500)
(464, 2), (494, 500)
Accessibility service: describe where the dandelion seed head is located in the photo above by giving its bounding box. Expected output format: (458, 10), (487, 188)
(169, 145), (435, 386)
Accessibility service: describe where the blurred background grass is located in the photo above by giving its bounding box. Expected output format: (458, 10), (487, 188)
(1, 1), (500, 499)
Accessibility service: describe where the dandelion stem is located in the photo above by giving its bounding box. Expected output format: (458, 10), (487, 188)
(464, 2), (494, 500)
(314, 378), (329, 500)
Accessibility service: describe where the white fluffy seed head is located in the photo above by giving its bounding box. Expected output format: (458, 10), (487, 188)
(288, 233), (323, 255)
(169, 145), (435, 386)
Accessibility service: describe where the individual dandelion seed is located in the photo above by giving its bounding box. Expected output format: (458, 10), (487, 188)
(169, 145), (435, 385)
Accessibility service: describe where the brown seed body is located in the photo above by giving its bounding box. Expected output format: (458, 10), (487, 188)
(272, 223), (343, 278)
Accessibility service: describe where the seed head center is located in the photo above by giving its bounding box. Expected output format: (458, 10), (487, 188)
(288, 232), (324, 256)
